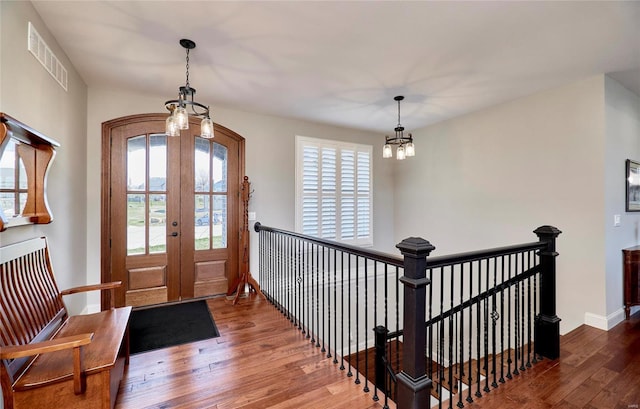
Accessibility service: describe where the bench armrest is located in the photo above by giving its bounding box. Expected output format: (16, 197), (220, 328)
(61, 281), (122, 309)
(0, 333), (94, 394)
(0, 333), (93, 360)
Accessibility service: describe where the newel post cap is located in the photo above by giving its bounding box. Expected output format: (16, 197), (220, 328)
(533, 225), (562, 238)
(396, 237), (436, 258)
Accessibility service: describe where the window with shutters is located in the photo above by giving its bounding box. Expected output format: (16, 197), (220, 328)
(295, 135), (372, 246)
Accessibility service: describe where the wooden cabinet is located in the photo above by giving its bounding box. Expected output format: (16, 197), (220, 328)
(623, 245), (640, 319)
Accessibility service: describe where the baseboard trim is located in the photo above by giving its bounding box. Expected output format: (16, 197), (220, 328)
(584, 308), (626, 331)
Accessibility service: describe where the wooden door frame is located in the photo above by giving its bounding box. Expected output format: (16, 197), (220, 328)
(100, 113), (246, 310)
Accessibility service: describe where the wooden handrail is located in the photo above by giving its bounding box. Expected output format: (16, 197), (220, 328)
(254, 222), (404, 267)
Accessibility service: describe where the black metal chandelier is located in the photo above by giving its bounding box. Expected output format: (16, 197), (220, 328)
(164, 39), (214, 138)
(383, 96), (415, 160)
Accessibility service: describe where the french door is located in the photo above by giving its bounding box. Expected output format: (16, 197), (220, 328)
(101, 114), (244, 308)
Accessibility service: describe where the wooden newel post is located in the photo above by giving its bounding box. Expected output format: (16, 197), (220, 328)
(396, 237), (435, 409)
(374, 325), (389, 392)
(534, 225), (562, 360)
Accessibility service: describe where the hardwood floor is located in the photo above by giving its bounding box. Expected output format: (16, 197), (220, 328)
(115, 294), (392, 409)
(116, 294), (640, 409)
(464, 311), (640, 409)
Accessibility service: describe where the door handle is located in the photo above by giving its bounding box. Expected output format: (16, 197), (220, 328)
(170, 232), (178, 237)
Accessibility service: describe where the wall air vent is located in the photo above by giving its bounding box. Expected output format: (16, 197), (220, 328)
(27, 22), (68, 91)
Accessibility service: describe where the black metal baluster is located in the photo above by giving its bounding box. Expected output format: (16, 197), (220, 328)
(532, 251), (539, 364)
(426, 266), (432, 381)
(312, 243), (317, 345)
(519, 253), (526, 373)
(316, 244), (321, 347)
(364, 257), (369, 393)
(347, 254), (353, 377)
(322, 245), (327, 354)
(292, 237), (296, 321)
(373, 261), (379, 402)
(306, 241), (311, 339)
(499, 255), (505, 384)
(333, 248), (338, 364)
(340, 250), (346, 371)
(283, 235), (287, 319)
(506, 254), (513, 380)
(394, 265), (400, 394)
(491, 256), (498, 389)
(297, 238), (302, 330)
(274, 232), (278, 305)
(483, 258), (490, 394)
(278, 235), (282, 313)
(268, 231), (272, 301)
(526, 251), (532, 368)
(513, 253), (520, 376)
(383, 263), (388, 408)
(469, 262), (482, 396)
(355, 256), (361, 384)
(474, 261), (482, 399)
(458, 264), (465, 408)
(439, 266), (447, 409)
(446, 269), (453, 407)
(274, 233), (279, 311)
(258, 231), (263, 295)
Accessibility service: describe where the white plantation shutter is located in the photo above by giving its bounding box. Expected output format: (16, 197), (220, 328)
(357, 151), (371, 238)
(302, 146), (319, 236)
(296, 136), (372, 246)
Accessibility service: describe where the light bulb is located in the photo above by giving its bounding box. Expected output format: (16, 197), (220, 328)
(200, 117), (214, 139)
(175, 106), (189, 130)
(396, 145), (406, 160)
(405, 142), (415, 157)
(383, 144), (392, 158)
(165, 115), (180, 137)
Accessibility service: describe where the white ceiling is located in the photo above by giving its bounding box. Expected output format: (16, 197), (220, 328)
(32, 1), (640, 133)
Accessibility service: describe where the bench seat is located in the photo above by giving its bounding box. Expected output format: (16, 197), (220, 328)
(14, 307), (131, 390)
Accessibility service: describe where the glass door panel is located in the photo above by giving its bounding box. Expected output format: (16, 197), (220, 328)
(194, 138), (228, 251)
(125, 134), (167, 256)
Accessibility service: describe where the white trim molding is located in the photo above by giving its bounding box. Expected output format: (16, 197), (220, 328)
(584, 308), (627, 331)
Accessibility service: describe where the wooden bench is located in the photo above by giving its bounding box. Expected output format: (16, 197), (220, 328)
(0, 237), (132, 409)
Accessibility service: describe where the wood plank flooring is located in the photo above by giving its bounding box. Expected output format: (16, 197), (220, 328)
(115, 295), (392, 409)
(463, 311), (640, 409)
(116, 294), (640, 409)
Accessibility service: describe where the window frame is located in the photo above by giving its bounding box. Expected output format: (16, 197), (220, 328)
(295, 135), (373, 247)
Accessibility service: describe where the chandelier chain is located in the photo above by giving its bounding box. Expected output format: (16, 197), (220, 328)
(397, 99), (401, 127)
(185, 48), (190, 89)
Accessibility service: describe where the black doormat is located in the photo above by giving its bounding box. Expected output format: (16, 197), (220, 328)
(129, 300), (220, 354)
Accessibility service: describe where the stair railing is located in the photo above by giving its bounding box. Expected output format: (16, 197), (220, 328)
(384, 225), (561, 409)
(254, 222), (561, 409)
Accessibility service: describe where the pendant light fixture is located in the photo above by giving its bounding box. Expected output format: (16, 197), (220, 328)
(164, 39), (214, 138)
(382, 96), (415, 160)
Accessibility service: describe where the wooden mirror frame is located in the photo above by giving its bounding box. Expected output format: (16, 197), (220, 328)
(0, 113), (59, 231)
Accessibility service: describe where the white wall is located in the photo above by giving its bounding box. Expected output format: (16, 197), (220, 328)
(393, 76), (607, 334)
(0, 3), (88, 406)
(85, 86), (397, 309)
(604, 75), (640, 326)
(0, 1), (88, 312)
